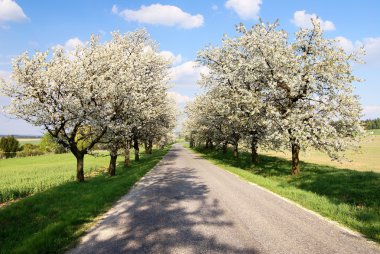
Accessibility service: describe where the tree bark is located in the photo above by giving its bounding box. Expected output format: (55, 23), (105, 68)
(76, 153), (85, 182)
(134, 138), (139, 161)
(251, 139), (259, 164)
(291, 143), (300, 175)
(108, 152), (118, 176)
(147, 140), (153, 154)
(189, 135), (194, 148)
(124, 141), (130, 168)
(233, 143), (238, 158)
(222, 141), (228, 154)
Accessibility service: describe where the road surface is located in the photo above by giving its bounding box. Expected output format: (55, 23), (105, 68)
(69, 144), (380, 254)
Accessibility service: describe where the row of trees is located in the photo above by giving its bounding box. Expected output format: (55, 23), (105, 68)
(0, 29), (177, 181)
(363, 118), (380, 130)
(184, 19), (364, 175)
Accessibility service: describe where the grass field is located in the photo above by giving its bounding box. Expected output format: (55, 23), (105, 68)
(17, 138), (41, 145)
(0, 147), (170, 254)
(190, 146), (380, 244)
(261, 134), (380, 172)
(0, 152), (111, 203)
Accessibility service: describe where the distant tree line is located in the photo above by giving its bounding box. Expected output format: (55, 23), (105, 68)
(363, 118), (380, 130)
(0, 133), (67, 159)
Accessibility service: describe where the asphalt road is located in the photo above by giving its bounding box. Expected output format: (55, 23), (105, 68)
(69, 144), (380, 254)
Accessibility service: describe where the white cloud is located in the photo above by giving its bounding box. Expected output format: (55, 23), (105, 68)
(291, 10), (335, 31)
(159, 51), (183, 65)
(363, 105), (380, 119)
(335, 36), (354, 52)
(53, 37), (84, 53)
(212, 4), (219, 11)
(358, 37), (380, 67)
(112, 4), (204, 29)
(335, 36), (380, 67)
(0, 0), (28, 28)
(169, 61), (209, 86)
(225, 0), (261, 20)
(167, 91), (193, 105)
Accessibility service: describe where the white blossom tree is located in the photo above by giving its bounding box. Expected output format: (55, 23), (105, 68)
(187, 19), (364, 174)
(0, 29), (177, 180)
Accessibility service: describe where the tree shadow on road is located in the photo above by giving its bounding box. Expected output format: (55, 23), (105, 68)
(71, 147), (259, 253)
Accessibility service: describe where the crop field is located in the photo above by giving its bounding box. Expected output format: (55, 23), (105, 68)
(17, 138), (41, 145)
(261, 132), (380, 173)
(0, 152), (110, 203)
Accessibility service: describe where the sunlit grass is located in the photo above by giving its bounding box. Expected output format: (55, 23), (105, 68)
(0, 147), (170, 254)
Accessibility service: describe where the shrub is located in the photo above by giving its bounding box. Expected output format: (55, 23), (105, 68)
(17, 144), (44, 157)
(0, 136), (20, 158)
(39, 133), (67, 154)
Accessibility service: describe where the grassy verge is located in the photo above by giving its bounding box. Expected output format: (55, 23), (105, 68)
(0, 147), (170, 254)
(188, 146), (380, 244)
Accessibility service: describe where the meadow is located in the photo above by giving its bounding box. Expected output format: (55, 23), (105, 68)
(261, 133), (380, 172)
(17, 138), (41, 145)
(0, 152), (110, 203)
(0, 147), (170, 254)
(188, 131), (380, 243)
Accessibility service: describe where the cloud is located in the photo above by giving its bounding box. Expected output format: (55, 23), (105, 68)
(0, 0), (28, 28)
(159, 51), (183, 65)
(212, 4), (219, 11)
(112, 4), (204, 29)
(167, 91), (193, 105)
(335, 36), (354, 52)
(363, 105), (380, 119)
(169, 61), (209, 86)
(225, 0), (261, 20)
(291, 10), (335, 31)
(53, 37), (85, 55)
(335, 36), (380, 67)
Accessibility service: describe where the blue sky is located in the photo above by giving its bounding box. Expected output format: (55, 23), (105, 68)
(1, 0), (380, 135)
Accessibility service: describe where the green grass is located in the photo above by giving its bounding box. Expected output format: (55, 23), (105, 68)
(0, 152), (111, 203)
(369, 129), (380, 135)
(189, 146), (380, 244)
(0, 147), (169, 254)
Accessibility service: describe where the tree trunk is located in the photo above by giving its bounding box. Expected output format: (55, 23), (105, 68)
(291, 143), (300, 175)
(189, 136), (194, 148)
(124, 141), (130, 168)
(144, 141), (148, 154)
(222, 141), (228, 154)
(147, 140), (153, 154)
(108, 152), (118, 176)
(251, 139), (259, 164)
(76, 153), (85, 182)
(134, 138), (140, 161)
(233, 143), (238, 158)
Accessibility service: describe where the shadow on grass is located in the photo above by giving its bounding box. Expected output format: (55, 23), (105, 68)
(0, 148), (169, 254)
(193, 147), (380, 243)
